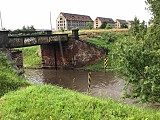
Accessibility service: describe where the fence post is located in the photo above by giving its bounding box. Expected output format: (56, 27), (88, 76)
(104, 58), (108, 72)
(72, 29), (79, 40)
(87, 72), (91, 93)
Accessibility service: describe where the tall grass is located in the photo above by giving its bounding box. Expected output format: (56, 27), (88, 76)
(0, 84), (159, 120)
(17, 46), (41, 68)
(0, 55), (31, 97)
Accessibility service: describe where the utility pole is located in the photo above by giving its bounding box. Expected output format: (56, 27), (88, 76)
(0, 11), (3, 30)
(50, 11), (53, 31)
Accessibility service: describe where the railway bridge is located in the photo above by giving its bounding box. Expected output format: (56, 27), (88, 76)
(0, 30), (106, 69)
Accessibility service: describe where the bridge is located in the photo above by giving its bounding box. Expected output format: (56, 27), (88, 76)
(0, 30), (106, 70)
(0, 30), (68, 48)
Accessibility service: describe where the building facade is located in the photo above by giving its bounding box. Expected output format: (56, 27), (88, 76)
(56, 12), (93, 31)
(127, 20), (133, 29)
(115, 19), (128, 28)
(94, 17), (115, 28)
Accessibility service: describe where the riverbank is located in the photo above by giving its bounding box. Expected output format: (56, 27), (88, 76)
(1, 30), (160, 119)
(1, 84), (160, 119)
(0, 55), (31, 97)
(0, 49), (160, 119)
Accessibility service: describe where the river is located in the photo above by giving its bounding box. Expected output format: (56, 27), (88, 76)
(24, 69), (148, 108)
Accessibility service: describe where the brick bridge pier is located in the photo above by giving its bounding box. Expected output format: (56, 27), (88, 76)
(0, 30), (106, 69)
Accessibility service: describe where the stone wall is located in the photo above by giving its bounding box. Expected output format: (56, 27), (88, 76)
(10, 50), (23, 68)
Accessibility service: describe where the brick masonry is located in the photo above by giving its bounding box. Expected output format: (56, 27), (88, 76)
(10, 50), (23, 68)
(40, 37), (106, 69)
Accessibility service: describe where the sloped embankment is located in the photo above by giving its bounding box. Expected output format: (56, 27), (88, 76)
(0, 85), (159, 120)
(0, 52), (30, 97)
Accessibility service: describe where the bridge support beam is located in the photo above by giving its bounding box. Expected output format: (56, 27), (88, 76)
(0, 30), (9, 47)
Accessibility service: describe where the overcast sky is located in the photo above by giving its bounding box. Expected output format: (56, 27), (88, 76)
(0, 0), (151, 30)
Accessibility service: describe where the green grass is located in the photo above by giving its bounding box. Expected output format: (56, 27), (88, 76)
(17, 46), (41, 68)
(0, 84), (159, 120)
(82, 59), (105, 71)
(0, 55), (31, 97)
(83, 32), (126, 71)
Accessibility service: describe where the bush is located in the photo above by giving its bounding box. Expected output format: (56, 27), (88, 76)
(108, 17), (160, 103)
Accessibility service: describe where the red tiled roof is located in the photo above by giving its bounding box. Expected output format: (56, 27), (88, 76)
(96, 17), (115, 24)
(60, 12), (93, 22)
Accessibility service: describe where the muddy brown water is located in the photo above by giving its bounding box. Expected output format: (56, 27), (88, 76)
(24, 69), (150, 108)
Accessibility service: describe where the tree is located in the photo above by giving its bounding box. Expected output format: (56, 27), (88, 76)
(106, 24), (112, 29)
(121, 23), (128, 28)
(100, 22), (107, 29)
(87, 22), (93, 29)
(30, 25), (36, 31)
(9, 25), (36, 35)
(60, 27), (64, 32)
(145, 0), (160, 24)
(108, 1), (160, 103)
(129, 17), (147, 39)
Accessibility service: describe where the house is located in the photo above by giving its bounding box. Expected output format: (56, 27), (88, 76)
(127, 20), (133, 29)
(94, 17), (115, 28)
(56, 12), (93, 31)
(115, 19), (128, 28)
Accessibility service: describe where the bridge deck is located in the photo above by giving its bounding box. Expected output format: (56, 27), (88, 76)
(6, 34), (68, 48)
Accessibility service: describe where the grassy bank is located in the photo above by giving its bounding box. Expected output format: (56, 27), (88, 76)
(17, 46), (41, 68)
(83, 32), (127, 71)
(0, 55), (31, 97)
(0, 84), (160, 120)
(1, 48), (160, 120)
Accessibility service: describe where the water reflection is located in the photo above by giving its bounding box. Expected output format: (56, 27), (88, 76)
(25, 69), (160, 108)
(24, 69), (148, 108)
(24, 69), (125, 99)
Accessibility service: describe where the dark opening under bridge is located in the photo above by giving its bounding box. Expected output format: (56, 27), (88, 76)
(0, 30), (106, 69)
